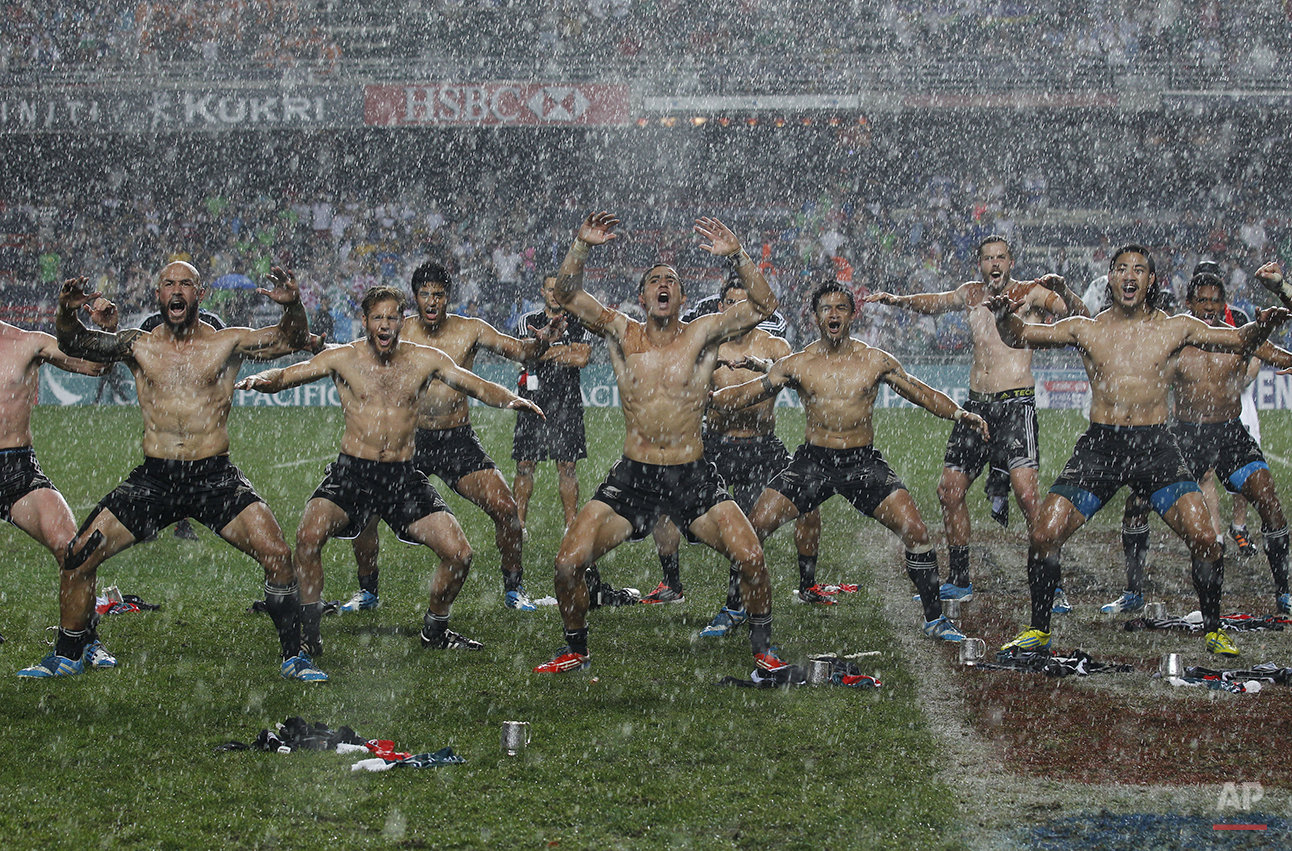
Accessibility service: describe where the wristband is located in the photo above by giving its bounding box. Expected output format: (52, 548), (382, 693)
(728, 248), (752, 269)
(953, 408), (966, 421)
(570, 238), (591, 260)
(761, 374), (774, 395)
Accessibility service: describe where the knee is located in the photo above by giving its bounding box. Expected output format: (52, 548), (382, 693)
(1257, 498), (1285, 529)
(1030, 522), (1064, 554)
(553, 545), (589, 583)
(733, 541), (765, 573)
(262, 537), (293, 567)
(492, 496), (522, 528)
(937, 478), (967, 507)
(447, 546), (473, 579)
(453, 543), (473, 570)
(1187, 533), (1223, 562)
(294, 527), (326, 559)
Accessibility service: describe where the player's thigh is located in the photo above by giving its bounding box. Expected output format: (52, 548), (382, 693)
(558, 500), (633, 567)
(871, 488), (930, 546)
(454, 467), (517, 517)
(688, 501), (760, 562)
(295, 498), (354, 550)
(405, 510), (472, 564)
(8, 487), (78, 556)
(1161, 491), (1221, 553)
(217, 501), (291, 562)
(748, 487), (801, 539)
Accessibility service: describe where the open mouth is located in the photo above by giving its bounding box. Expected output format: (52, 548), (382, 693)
(375, 331), (395, 346)
(167, 297), (187, 319)
(655, 291), (671, 309)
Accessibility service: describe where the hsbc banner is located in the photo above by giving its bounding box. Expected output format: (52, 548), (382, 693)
(364, 83), (630, 126)
(0, 82), (628, 133)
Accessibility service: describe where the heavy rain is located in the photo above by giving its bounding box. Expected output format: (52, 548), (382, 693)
(4, 2), (1292, 849)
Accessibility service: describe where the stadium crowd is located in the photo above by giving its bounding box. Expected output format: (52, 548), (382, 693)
(3, 0), (1291, 75)
(1, 160), (1288, 357)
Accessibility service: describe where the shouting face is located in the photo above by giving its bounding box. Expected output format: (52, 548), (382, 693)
(363, 297), (404, 359)
(414, 280), (450, 329)
(638, 265), (685, 320)
(814, 290), (855, 344)
(1109, 251), (1155, 310)
(156, 261), (204, 332)
(978, 240), (1013, 293)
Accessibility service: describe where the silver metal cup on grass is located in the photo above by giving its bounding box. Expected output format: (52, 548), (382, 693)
(501, 721), (531, 756)
(1144, 601), (1166, 619)
(1158, 653), (1184, 678)
(807, 659), (832, 685)
(958, 638), (987, 666)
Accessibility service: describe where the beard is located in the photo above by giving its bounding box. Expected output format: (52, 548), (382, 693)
(162, 299), (200, 332)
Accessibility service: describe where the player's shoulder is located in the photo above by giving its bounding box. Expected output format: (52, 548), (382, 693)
(0, 322), (50, 357)
(860, 340), (901, 367)
(750, 328), (791, 357)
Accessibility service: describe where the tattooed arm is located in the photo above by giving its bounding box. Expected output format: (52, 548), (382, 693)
(55, 277), (143, 363)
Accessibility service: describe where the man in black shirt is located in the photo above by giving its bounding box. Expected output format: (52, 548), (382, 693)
(512, 275), (594, 533)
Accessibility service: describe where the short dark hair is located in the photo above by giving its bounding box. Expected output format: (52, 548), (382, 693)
(638, 264), (684, 296)
(721, 276), (747, 300)
(977, 235), (1012, 259)
(411, 261), (451, 297)
(361, 285), (407, 316)
(1186, 273), (1226, 304)
(810, 280), (855, 313)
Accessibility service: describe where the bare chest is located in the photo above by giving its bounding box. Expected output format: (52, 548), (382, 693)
(616, 335), (708, 397)
(408, 323), (476, 368)
(134, 339), (235, 389)
(1176, 346), (1245, 392)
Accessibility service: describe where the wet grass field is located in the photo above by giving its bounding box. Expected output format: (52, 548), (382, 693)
(7, 404), (1290, 849)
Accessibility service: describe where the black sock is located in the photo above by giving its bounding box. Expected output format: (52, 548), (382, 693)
(564, 627), (589, 657)
(747, 613), (772, 655)
(585, 563), (603, 608)
(906, 550), (942, 622)
(1191, 556), (1224, 632)
(423, 611), (449, 641)
(1027, 550), (1060, 634)
(798, 555), (817, 591)
(1121, 521), (1149, 595)
(947, 545), (970, 588)
(300, 601), (324, 655)
(725, 565), (743, 610)
(263, 581), (301, 660)
(502, 568), (523, 593)
(358, 568), (379, 595)
(1264, 526), (1289, 595)
(659, 551), (681, 591)
(55, 627), (91, 660)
